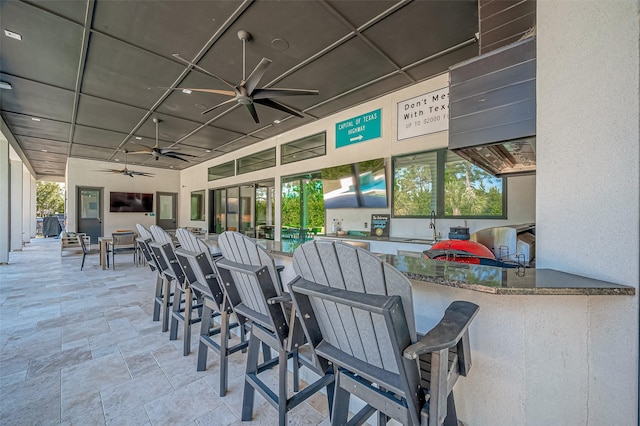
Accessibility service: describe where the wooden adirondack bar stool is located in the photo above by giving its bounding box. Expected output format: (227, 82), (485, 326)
(136, 224), (168, 324)
(215, 232), (334, 425)
(289, 240), (479, 426)
(150, 225), (203, 355)
(148, 226), (184, 333)
(173, 240), (248, 396)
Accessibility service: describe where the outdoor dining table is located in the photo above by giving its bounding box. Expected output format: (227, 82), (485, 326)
(98, 236), (111, 270)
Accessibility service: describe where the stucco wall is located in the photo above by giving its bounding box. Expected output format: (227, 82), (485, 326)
(178, 73), (537, 239)
(536, 0), (639, 424)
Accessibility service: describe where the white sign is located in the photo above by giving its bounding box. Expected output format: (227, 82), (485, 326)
(397, 87), (449, 140)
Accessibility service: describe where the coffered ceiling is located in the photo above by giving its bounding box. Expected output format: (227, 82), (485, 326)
(0, 0), (479, 179)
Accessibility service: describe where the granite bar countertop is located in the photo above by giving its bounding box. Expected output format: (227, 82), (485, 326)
(251, 238), (635, 296)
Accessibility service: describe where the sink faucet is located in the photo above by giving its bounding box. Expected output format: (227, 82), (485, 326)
(429, 210), (437, 241)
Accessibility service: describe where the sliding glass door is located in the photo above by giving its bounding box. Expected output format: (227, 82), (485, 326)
(281, 172), (324, 241)
(209, 180), (275, 238)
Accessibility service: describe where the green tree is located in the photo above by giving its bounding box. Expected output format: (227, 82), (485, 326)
(36, 181), (64, 217)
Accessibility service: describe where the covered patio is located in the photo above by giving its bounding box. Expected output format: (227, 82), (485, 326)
(0, 237), (329, 425)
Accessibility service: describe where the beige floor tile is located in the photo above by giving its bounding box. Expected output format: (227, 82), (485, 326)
(61, 352), (131, 399)
(144, 378), (222, 426)
(101, 369), (173, 422)
(0, 239), (334, 425)
(61, 390), (106, 425)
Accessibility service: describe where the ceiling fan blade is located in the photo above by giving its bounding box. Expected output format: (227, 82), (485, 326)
(201, 97), (237, 115)
(126, 143), (153, 154)
(97, 169), (122, 174)
(160, 149), (195, 157)
(171, 54), (236, 89)
(254, 98), (304, 118)
(244, 58), (272, 95)
(245, 103), (260, 123)
(161, 87), (236, 97)
(162, 153), (191, 162)
(130, 170), (154, 177)
(252, 88), (319, 99)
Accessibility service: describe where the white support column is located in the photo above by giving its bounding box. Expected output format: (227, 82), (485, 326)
(0, 137), (9, 263)
(10, 159), (24, 251)
(30, 176), (37, 238)
(22, 166), (31, 244)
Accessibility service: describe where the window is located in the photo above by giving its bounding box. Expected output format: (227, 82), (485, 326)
(190, 190), (205, 221)
(281, 132), (326, 165)
(208, 161), (235, 181)
(237, 148), (276, 174)
(281, 172), (324, 240)
(392, 149), (505, 218)
(444, 151), (505, 218)
(392, 151), (438, 217)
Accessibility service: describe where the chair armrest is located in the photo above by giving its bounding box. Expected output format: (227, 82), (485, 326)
(403, 301), (479, 360)
(268, 293), (292, 304)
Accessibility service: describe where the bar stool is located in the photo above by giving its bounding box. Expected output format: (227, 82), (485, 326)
(216, 231), (334, 425)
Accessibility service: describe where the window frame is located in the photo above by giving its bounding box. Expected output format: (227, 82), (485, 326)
(391, 148), (507, 219)
(189, 189), (205, 221)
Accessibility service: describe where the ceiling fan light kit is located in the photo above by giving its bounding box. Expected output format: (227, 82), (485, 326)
(170, 30), (319, 124)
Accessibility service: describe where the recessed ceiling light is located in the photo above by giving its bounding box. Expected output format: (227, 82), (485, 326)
(0, 81), (12, 90)
(31, 117), (40, 121)
(4, 29), (22, 41)
(169, 166), (174, 169)
(205, 149), (211, 153)
(271, 38), (289, 51)
(135, 136), (142, 140)
(115, 159), (120, 162)
(182, 89), (192, 95)
(273, 119), (281, 124)
(41, 149), (48, 152)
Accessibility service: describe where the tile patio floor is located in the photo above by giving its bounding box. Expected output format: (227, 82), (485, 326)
(0, 237), (330, 425)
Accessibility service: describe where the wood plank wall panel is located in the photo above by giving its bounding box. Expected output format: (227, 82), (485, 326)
(479, 0), (536, 54)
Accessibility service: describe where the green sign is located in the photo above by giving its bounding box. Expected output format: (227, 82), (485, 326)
(335, 109), (381, 148)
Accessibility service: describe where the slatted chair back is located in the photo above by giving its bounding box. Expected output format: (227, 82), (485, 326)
(290, 240), (479, 426)
(135, 224), (157, 270)
(149, 225), (183, 282)
(174, 247), (226, 311)
(176, 228), (212, 259)
(293, 239), (416, 342)
(216, 231), (287, 342)
(136, 223), (153, 240)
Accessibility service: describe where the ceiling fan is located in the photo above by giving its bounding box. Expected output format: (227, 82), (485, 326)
(169, 30), (319, 124)
(128, 118), (195, 162)
(98, 150), (154, 177)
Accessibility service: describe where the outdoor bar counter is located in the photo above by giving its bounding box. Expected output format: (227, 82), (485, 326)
(249, 238), (635, 296)
(204, 235), (636, 425)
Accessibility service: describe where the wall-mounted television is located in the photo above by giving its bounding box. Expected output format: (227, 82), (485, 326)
(109, 192), (154, 213)
(321, 158), (388, 209)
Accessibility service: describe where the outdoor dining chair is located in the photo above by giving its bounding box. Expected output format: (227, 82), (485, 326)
(78, 233), (100, 270)
(108, 231), (137, 270)
(289, 239), (479, 426)
(215, 231), (334, 425)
